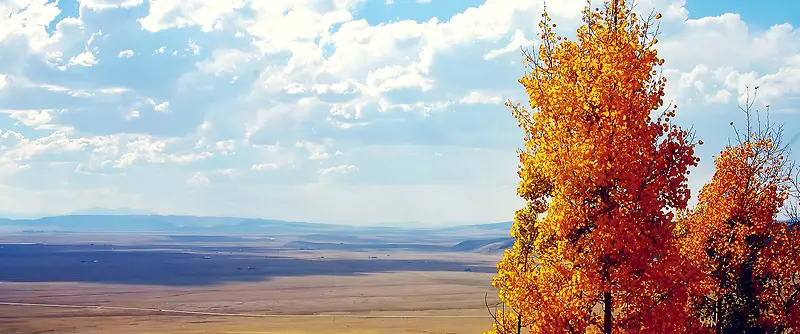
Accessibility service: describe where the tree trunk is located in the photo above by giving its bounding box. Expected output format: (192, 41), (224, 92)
(715, 298), (721, 334)
(604, 291), (612, 334)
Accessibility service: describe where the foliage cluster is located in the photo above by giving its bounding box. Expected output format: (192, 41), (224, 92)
(486, 1), (800, 333)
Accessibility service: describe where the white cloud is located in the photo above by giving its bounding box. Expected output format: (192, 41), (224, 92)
(285, 83), (306, 94)
(153, 101), (170, 112)
(196, 49), (256, 75)
(364, 63), (433, 94)
(459, 91), (503, 104)
(112, 138), (213, 168)
(214, 140), (236, 155)
(0, 161), (31, 176)
(125, 109), (140, 120)
(0, 109), (54, 127)
(0, 0), (61, 54)
(295, 140), (333, 160)
(98, 87), (130, 94)
(318, 164), (358, 174)
(252, 163), (279, 171)
(79, 0), (144, 11)
(68, 50), (98, 67)
(654, 17), (800, 109)
(0, 130), (87, 162)
(138, 0), (247, 33)
(483, 29), (536, 60)
(187, 40), (201, 55)
(117, 49), (135, 58)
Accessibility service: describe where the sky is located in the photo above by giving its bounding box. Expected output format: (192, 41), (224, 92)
(0, 0), (799, 225)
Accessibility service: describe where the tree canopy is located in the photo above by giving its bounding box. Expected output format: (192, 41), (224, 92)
(486, 1), (800, 333)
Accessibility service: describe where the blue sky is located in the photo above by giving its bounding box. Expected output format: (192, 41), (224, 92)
(0, 0), (799, 225)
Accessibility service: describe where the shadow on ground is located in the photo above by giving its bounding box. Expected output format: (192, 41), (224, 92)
(0, 244), (495, 287)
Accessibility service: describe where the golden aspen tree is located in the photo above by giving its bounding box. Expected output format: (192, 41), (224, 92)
(486, 1), (700, 332)
(676, 91), (800, 333)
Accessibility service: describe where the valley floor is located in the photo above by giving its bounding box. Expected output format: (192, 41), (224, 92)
(0, 238), (501, 334)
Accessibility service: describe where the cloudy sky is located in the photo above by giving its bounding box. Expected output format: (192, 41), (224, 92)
(0, 0), (798, 225)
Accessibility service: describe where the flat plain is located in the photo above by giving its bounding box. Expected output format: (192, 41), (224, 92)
(0, 233), (505, 333)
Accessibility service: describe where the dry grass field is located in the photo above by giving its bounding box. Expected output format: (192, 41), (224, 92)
(0, 234), (503, 333)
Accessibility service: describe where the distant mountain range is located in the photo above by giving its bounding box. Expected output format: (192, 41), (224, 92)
(68, 207), (159, 216)
(0, 213), (513, 239)
(0, 207), (158, 219)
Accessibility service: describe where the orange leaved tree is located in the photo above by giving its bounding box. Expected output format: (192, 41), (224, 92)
(486, 0), (699, 333)
(675, 92), (800, 332)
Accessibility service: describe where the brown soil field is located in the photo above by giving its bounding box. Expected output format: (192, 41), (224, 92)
(0, 238), (502, 333)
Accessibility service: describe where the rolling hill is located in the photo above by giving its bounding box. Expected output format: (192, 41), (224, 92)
(0, 214), (513, 240)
